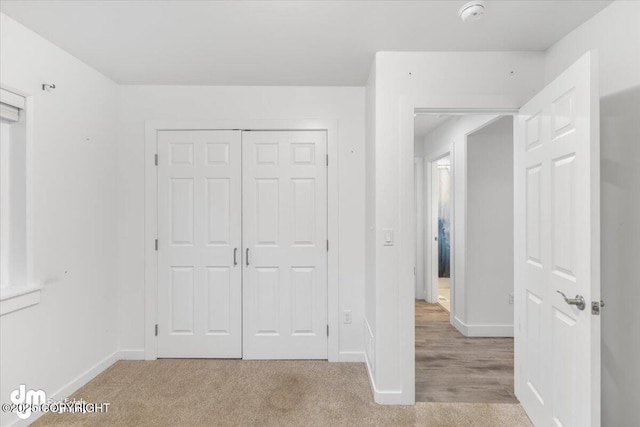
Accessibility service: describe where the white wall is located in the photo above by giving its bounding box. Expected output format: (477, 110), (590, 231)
(117, 85), (366, 360)
(544, 2), (640, 425)
(0, 13), (119, 427)
(466, 116), (514, 331)
(364, 62), (377, 373)
(367, 51), (545, 403)
(413, 137), (424, 157)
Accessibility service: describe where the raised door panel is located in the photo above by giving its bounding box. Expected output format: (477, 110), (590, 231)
(158, 130), (242, 358)
(170, 178), (195, 245)
(206, 178), (230, 245)
(170, 267), (195, 334)
(515, 51), (600, 427)
(206, 267), (231, 335)
(243, 130), (328, 360)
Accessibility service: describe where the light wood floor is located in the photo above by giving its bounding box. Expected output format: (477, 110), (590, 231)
(415, 300), (517, 404)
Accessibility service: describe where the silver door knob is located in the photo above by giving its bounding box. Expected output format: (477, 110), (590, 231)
(557, 290), (585, 311)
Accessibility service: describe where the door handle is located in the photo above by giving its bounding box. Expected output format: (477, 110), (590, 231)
(557, 290), (585, 311)
(233, 248), (238, 266)
(246, 248), (250, 266)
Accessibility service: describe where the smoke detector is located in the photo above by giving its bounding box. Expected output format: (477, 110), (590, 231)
(459, 0), (486, 23)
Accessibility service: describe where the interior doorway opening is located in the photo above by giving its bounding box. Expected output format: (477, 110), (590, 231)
(434, 155), (451, 313)
(414, 112), (516, 403)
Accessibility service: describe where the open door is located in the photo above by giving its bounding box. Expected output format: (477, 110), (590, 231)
(514, 51), (600, 426)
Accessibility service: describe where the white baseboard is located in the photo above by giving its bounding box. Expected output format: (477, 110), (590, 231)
(48, 351), (119, 401)
(453, 316), (514, 337)
(4, 347), (367, 426)
(363, 346), (411, 405)
(118, 349), (145, 360)
(7, 350), (120, 427)
(338, 351), (364, 362)
(364, 355), (411, 405)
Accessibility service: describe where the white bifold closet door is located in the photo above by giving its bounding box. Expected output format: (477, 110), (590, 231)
(242, 131), (328, 359)
(157, 130), (242, 358)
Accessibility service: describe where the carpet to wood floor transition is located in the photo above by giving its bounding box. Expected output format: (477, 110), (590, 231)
(33, 358), (531, 427)
(33, 301), (525, 427)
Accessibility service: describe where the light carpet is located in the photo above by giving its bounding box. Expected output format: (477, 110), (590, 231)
(33, 360), (532, 426)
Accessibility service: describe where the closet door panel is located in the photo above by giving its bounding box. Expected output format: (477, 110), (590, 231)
(157, 130), (242, 358)
(242, 130), (328, 360)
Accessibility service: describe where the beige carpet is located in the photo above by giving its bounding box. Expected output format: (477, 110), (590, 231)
(33, 360), (532, 427)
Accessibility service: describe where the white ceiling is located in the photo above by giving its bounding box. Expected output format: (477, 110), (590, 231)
(414, 115), (451, 138)
(1, 0), (612, 86)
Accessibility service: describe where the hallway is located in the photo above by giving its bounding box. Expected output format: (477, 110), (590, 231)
(415, 300), (517, 403)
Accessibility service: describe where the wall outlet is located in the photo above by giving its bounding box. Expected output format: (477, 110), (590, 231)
(509, 293), (514, 304)
(344, 310), (352, 324)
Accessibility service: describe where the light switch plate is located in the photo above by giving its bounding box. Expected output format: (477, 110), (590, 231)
(383, 228), (394, 246)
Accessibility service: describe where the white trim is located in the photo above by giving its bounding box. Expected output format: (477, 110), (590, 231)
(364, 359), (406, 405)
(0, 103), (19, 122)
(398, 95), (523, 405)
(363, 342), (405, 404)
(338, 351), (365, 362)
(6, 351), (120, 427)
(414, 159), (425, 300)
(0, 88), (26, 110)
(0, 84), (36, 294)
(144, 119), (340, 362)
(452, 316), (514, 337)
(1, 119), (11, 286)
(118, 349), (146, 360)
(0, 287), (40, 316)
(424, 147), (454, 318)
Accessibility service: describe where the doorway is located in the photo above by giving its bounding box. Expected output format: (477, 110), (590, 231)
(434, 155), (451, 313)
(414, 113), (516, 403)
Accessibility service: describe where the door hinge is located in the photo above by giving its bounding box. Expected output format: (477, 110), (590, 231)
(327, 325), (329, 336)
(326, 154), (329, 166)
(155, 324), (158, 336)
(327, 240), (329, 251)
(154, 154), (158, 166)
(155, 239), (158, 251)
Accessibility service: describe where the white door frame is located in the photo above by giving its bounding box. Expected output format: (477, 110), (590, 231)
(424, 148), (453, 314)
(399, 99), (518, 404)
(414, 159), (425, 300)
(422, 115), (514, 331)
(144, 119), (339, 362)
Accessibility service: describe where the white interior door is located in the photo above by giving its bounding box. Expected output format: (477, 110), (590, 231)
(157, 130), (242, 358)
(242, 130), (328, 359)
(514, 51), (600, 426)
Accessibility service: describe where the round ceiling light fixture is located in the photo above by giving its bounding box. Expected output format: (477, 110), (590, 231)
(459, 0), (486, 23)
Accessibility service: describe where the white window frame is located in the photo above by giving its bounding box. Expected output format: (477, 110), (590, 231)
(1, 119), (10, 287)
(0, 85), (39, 316)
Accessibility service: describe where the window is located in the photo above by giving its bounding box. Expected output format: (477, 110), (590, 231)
(0, 87), (38, 315)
